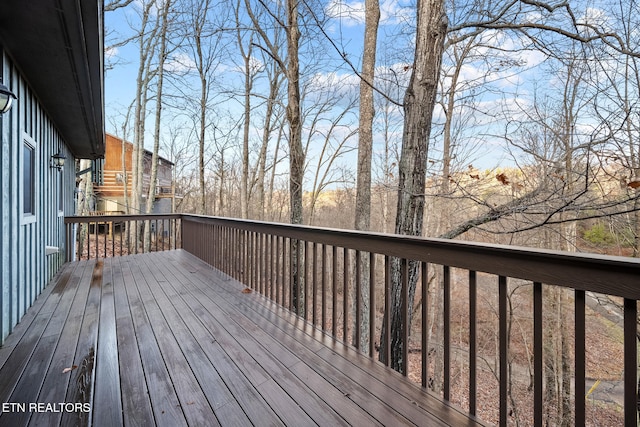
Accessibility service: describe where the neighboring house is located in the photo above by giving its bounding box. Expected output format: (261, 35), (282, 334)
(0, 1), (104, 343)
(92, 133), (177, 215)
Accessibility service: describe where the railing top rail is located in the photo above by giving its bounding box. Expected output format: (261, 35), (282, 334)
(65, 213), (182, 224)
(182, 214), (640, 300)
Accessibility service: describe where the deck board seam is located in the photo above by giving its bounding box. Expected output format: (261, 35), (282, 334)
(143, 252), (317, 426)
(111, 255), (159, 427)
(134, 252), (250, 424)
(176, 250), (480, 426)
(122, 254), (191, 426)
(155, 252), (351, 426)
(0, 260), (94, 425)
(127, 253), (221, 426)
(172, 252), (427, 426)
(160, 251), (385, 426)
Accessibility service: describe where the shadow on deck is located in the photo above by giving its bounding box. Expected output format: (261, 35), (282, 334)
(0, 250), (477, 426)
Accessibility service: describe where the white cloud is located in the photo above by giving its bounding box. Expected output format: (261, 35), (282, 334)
(326, 0), (413, 26)
(164, 52), (197, 73)
(326, 0), (365, 26)
(105, 46), (119, 60)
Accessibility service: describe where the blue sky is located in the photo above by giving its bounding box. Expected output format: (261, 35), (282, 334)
(103, 0), (614, 178)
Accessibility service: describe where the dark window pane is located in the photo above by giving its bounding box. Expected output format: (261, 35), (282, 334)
(59, 174), (64, 212)
(23, 143), (34, 215)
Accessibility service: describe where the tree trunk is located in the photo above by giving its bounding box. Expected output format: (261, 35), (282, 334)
(379, 0), (447, 372)
(285, 0), (304, 313)
(239, 28), (253, 219)
(144, 0), (172, 251)
(131, 0), (158, 251)
(353, 0), (379, 350)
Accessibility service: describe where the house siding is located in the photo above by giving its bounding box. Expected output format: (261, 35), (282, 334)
(0, 48), (75, 343)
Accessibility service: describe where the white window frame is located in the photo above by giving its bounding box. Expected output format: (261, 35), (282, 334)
(21, 133), (38, 225)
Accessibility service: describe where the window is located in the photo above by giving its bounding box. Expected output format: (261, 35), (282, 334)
(58, 172), (64, 214)
(21, 134), (38, 224)
(23, 141), (35, 216)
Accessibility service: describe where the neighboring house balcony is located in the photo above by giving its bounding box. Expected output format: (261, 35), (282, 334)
(91, 134), (181, 215)
(0, 214), (638, 426)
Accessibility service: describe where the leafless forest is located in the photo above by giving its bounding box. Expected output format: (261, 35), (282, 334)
(96, 0), (640, 424)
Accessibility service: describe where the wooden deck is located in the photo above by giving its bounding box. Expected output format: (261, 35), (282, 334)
(0, 250), (479, 426)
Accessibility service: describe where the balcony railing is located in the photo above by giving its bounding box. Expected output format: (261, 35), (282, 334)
(65, 214), (181, 260)
(64, 214), (640, 426)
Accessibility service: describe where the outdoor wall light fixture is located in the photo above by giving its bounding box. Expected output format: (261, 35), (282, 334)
(0, 82), (17, 114)
(50, 151), (66, 170)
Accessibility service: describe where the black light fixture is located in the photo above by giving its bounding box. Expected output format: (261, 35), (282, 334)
(0, 82), (17, 114)
(50, 151), (67, 170)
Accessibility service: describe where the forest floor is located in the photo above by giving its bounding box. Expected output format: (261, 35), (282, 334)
(401, 271), (626, 426)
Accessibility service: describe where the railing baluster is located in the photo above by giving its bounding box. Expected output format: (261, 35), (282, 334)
(309, 241), (314, 324)
(274, 236), (284, 306)
(322, 244), (327, 330)
(229, 228), (240, 281)
(255, 232), (259, 289)
(575, 289), (586, 426)
(259, 232), (264, 289)
(499, 275), (508, 426)
(289, 238), (293, 312)
(214, 224), (219, 269)
(383, 255), (391, 367)
(241, 229), (246, 282)
(368, 253), (375, 357)
(302, 241), (315, 324)
(469, 270), (477, 416)
(259, 233), (264, 294)
(311, 243), (318, 326)
(401, 258), (408, 376)
(343, 248), (349, 344)
(332, 245), (338, 337)
(533, 282), (542, 427)
(262, 233), (267, 294)
(269, 234), (278, 301)
(253, 231), (258, 289)
(422, 261), (429, 388)
(624, 298), (637, 427)
(444, 265), (451, 400)
(355, 250), (362, 350)
(95, 220), (99, 258)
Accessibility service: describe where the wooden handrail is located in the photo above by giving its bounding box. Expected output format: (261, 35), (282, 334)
(65, 213), (640, 426)
(180, 214), (640, 299)
(179, 214), (639, 427)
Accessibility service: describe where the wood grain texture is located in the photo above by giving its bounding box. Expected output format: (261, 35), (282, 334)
(0, 250), (480, 426)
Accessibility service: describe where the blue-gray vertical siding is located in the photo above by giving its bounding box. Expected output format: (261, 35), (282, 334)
(0, 49), (75, 344)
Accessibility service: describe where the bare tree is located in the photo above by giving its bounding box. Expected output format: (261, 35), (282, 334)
(379, 0), (448, 372)
(144, 0), (174, 251)
(352, 0), (380, 351)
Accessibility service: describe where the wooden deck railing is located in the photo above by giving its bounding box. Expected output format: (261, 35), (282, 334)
(64, 214), (181, 260)
(181, 214), (640, 427)
(64, 213), (640, 426)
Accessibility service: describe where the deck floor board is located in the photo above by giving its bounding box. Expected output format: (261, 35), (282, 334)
(0, 250), (481, 427)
